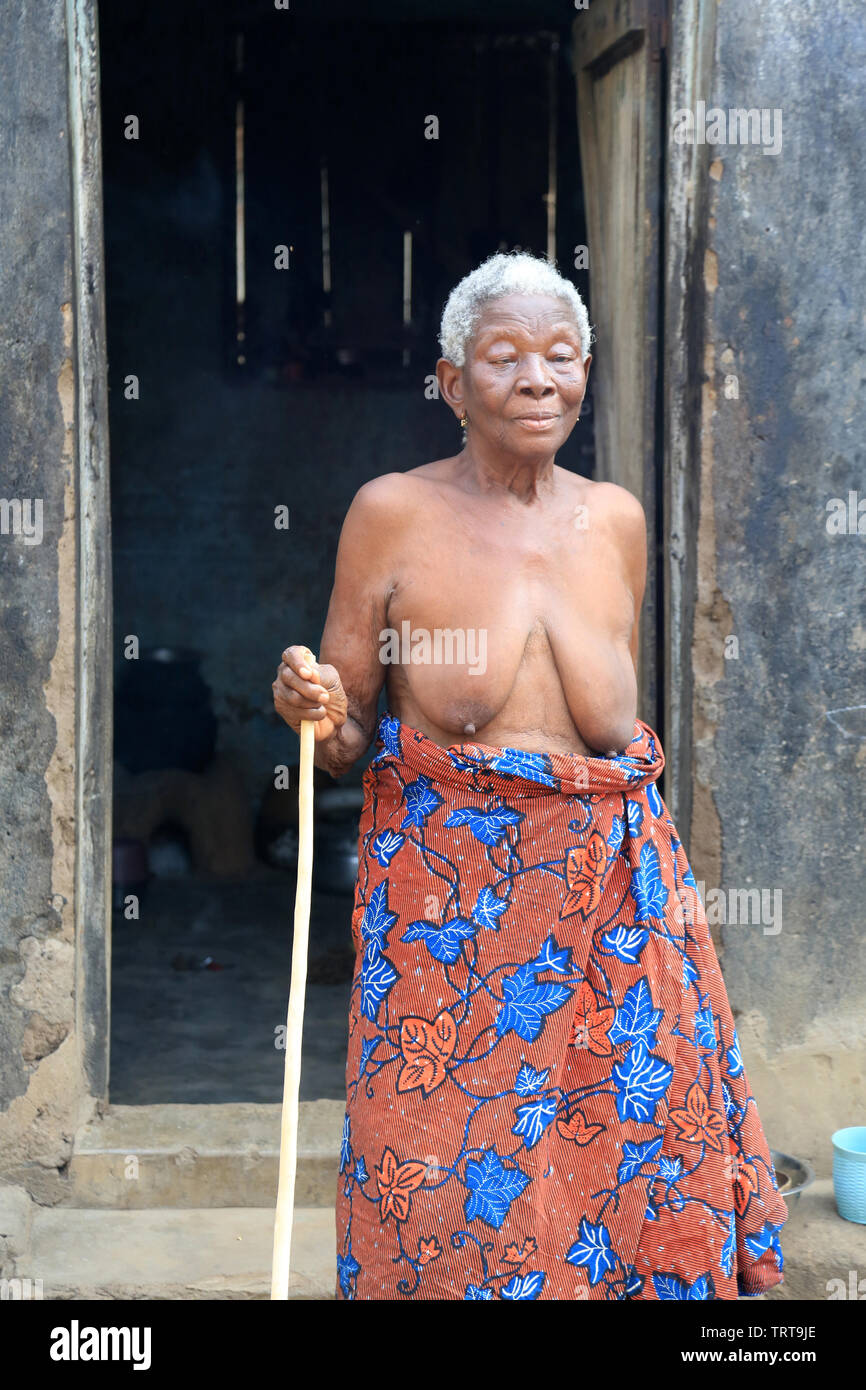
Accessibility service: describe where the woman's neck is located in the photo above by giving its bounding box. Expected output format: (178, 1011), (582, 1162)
(457, 440), (556, 504)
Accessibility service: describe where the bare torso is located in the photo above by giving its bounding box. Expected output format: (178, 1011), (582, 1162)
(373, 458), (643, 756)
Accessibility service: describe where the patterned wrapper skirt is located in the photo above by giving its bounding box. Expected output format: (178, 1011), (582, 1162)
(335, 712), (788, 1301)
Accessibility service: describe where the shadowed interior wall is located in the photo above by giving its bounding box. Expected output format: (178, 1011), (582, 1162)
(101, 3), (593, 812)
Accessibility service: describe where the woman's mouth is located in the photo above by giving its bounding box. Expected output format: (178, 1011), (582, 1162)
(514, 414), (559, 431)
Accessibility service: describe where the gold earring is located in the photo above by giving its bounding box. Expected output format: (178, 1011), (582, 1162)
(459, 412), (468, 428)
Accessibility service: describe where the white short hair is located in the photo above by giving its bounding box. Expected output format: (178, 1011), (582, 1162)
(438, 251), (594, 366)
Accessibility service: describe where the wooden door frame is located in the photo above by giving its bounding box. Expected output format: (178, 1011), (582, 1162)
(573, 0), (716, 833)
(659, 0), (716, 835)
(69, 0), (715, 1102)
(574, 0), (666, 750)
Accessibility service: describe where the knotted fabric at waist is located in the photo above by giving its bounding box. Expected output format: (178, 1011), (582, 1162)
(367, 710), (665, 799)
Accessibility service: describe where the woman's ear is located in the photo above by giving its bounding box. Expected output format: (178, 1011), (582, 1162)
(436, 358), (465, 419)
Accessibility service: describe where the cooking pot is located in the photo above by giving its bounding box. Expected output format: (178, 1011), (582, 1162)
(311, 785), (364, 895)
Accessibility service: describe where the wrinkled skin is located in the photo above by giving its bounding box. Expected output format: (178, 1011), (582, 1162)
(273, 293), (647, 774)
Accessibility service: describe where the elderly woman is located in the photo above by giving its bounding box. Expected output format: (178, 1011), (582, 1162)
(273, 252), (787, 1302)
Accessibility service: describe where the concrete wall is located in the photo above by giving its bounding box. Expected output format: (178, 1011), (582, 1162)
(0, 0), (97, 1199)
(689, 0), (866, 1172)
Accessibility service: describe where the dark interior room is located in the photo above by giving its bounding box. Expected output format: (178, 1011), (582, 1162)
(100, 0), (595, 1105)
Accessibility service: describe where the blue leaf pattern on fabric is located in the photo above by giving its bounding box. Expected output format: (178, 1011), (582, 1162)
(401, 775), (444, 828)
(607, 815), (626, 853)
(358, 1036), (382, 1076)
(359, 944), (399, 1022)
(464, 1150), (531, 1229)
(721, 1210), (737, 1277)
(652, 1271), (715, 1300)
(500, 1271), (546, 1300)
(745, 1221), (784, 1269)
(375, 714), (401, 761)
(337, 1243), (361, 1298)
(443, 803), (525, 846)
(630, 841), (669, 921)
(532, 933), (573, 975)
(472, 883), (510, 931)
(617, 1136), (664, 1185)
(337, 711), (788, 1300)
(371, 829), (405, 867)
(646, 782), (663, 818)
(726, 1029), (744, 1077)
(624, 1265), (644, 1297)
(495, 963), (572, 1042)
(360, 880), (397, 952)
(401, 916), (478, 964)
(486, 748), (558, 788)
(598, 924), (650, 964)
(625, 798), (644, 836)
(695, 1006), (717, 1050)
(609, 977), (664, 1048)
(339, 1113), (351, 1174)
(514, 1063), (551, 1096)
(565, 1217), (617, 1285)
(512, 1096), (558, 1149)
(611, 1041), (673, 1123)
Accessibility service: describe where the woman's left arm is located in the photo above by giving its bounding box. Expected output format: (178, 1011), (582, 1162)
(598, 481), (647, 671)
(625, 498), (647, 671)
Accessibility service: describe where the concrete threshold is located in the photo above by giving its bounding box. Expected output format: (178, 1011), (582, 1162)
(62, 1100), (343, 1209)
(763, 1179), (866, 1301)
(0, 1179), (858, 1301)
(22, 1205), (335, 1300)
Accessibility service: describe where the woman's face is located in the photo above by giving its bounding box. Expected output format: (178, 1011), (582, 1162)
(439, 292), (592, 458)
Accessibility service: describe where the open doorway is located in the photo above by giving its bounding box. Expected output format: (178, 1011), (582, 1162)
(98, 0), (598, 1106)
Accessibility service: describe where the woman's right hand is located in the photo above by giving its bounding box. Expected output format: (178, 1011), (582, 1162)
(272, 645), (349, 743)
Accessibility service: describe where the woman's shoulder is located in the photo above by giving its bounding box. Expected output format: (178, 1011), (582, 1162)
(404, 456), (459, 482)
(572, 473), (646, 526)
(351, 461), (454, 508)
(343, 468), (437, 534)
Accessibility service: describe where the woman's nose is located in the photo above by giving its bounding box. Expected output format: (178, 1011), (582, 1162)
(516, 355), (556, 395)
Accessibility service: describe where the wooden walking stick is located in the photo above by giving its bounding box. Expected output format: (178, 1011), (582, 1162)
(271, 648), (318, 1300)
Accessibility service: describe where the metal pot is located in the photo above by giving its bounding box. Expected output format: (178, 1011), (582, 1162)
(311, 786), (364, 895)
(769, 1148), (815, 1213)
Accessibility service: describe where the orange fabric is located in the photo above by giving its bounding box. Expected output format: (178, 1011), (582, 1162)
(335, 713), (788, 1301)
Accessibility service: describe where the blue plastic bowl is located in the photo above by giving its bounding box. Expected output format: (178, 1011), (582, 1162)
(831, 1127), (866, 1224)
